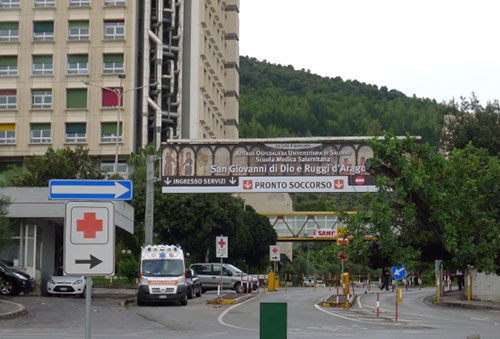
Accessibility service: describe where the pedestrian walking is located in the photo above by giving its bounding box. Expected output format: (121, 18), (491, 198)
(380, 267), (390, 291)
(456, 269), (464, 291)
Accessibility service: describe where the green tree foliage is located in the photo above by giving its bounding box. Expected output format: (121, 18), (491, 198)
(440, 95), (500, 157)
(2, 147), (104, 186)
(0, 196), (12, 252)
(128, 148), (277, 272)
(345, 136), (500, 273)
(239, 56), (444, 145)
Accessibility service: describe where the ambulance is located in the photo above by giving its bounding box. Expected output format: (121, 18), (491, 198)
(137, 245), (188, 306)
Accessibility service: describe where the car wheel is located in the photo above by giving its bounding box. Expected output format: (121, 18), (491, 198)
(234, 282), (245, 293)
(80, 289), (86, 298)
(187, 287), (193, 299)
(1, 278), (20, 296)
(195, 285), (202, 297)
(179, 293), (188, 306)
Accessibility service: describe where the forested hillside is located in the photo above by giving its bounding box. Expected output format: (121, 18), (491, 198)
(239, 56), (445, 145)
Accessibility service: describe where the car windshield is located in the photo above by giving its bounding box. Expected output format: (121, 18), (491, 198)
(0, 260), (10, 270)
(225, 264), (242, 274)
(142, 259), (184, 277)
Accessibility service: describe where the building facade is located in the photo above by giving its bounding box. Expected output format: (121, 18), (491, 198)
(0, 0), (240, 174)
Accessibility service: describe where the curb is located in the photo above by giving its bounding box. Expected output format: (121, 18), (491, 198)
(206, 294), (255, 305)
(319, 294), (356, 308)
(425, 296), (500, 311)
(120, 296), (136, 307)
(0, 300), (28, 320)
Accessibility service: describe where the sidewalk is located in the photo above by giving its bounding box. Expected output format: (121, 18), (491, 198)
(431, 290), (500, 311)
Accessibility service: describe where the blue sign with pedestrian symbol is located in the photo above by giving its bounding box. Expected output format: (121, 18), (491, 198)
(392, 265), (406, 280)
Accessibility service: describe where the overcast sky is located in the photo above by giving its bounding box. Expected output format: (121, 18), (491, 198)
(239, 0), (500, 104)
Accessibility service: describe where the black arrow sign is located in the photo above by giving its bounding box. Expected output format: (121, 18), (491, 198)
(75, 255), (102, 269)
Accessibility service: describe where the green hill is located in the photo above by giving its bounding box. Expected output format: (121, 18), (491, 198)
(239, 56), (445, 145)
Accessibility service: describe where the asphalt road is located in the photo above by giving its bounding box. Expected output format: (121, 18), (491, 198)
(1, 287), (499, 338)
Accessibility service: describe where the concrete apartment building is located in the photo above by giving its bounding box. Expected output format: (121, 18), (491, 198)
(0, 0), (240, 293)
(0, 0), (239, 175)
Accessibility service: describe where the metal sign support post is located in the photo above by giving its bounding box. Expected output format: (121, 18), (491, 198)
(219, 257), (223, 297)
(85, 277), (93, 339)
(395, 278), (398, 322)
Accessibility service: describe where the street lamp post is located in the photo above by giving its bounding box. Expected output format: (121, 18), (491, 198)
(82, 78), (157, 174)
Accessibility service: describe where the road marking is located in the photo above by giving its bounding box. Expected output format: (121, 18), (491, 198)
(314, 303), (380, 324)
(217, 297), (258, 331)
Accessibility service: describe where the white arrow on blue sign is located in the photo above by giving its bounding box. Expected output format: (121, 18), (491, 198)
(392, 265), (406, 280)
(49, 180), (133, 200)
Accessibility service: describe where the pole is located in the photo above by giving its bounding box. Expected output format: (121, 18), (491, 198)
(114, 76), (123, 174)
(395, 278), (398, 322)
(376, 292), (380, 317)
(144, 156), (154, 245)
(467, 274), (471, 301)
(85, 276), (92, 339)
(218, 257), (223, 297)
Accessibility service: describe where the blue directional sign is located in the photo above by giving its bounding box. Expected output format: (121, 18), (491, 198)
(392, 265), (406, 280)
(49, 180), (133, 200)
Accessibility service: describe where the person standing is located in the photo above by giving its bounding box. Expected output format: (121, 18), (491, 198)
(380, 267), (390, 291)
(456, 269), (464, 291)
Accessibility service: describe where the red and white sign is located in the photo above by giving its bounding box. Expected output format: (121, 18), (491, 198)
(313, 229), (337, 237)
(354, 176), (365, 185)
(334, 179), (344, 190)
(270, 245), (280, 261)
(216, 236), (228, 258)
(243, 180), (253, 190)
(64, 201), (115, 276)
(338, 250), (347, 261)
(337, 237), (349, 246)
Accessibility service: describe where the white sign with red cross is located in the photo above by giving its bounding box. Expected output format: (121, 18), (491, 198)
(270, 245), (280, 261)
(216, 236), (228, 258)
(64, 201), (115, 276)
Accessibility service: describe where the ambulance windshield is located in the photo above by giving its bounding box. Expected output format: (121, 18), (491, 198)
(142, 259), (184, 277)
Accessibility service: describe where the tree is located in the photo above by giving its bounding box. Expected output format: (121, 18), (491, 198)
(345, 136), (500, 273)
(441, 95), (500, 157)
(0, 195), (12, 252)
(1, 146), (105, 187)
(128, 147), (277, 271)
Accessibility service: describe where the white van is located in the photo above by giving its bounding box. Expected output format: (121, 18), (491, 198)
(137, 245), (188, 306)
(190, 263), (258, 293)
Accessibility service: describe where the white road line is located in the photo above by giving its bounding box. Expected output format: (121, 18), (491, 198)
(216, 297), (258, 331)
(314, 303), (381, 325)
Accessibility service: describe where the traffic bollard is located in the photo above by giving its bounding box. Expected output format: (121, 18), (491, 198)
(376, 292), (380, 317)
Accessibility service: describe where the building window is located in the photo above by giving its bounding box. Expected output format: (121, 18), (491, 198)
(34, 0), (55, 7)
(0, 90), (16, 110)
(101, 161), (127, 174)
(68, 21), (89, 40)
(104, 0), (125, 5)
(0, 22), (19, 42)
(33, 21), (54, 41)
(104, 20), (124, 40)
(103, 54), (124, 74)
(66, 88), (87, 109)
(65, 123), (86, 143)
(0, 56), (17, 76)
(0, 0), (20, 8)
(101, 88), (122, 107)
(31, 89), (52, 109)
(67, 54), (88, 75)
(33, 55), (53, 75)
(30, 123), (51, 143)
(0, 124), (15, 144)
(101, 122), (122, 142)
(69, 0), (90, 6)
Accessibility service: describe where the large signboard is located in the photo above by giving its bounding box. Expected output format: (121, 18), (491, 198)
(161, 138), (377, 193)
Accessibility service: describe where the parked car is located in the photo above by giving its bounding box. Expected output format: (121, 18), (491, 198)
(185, 268), (202, 299)
(190, 263), (258, 293)
(47, 267), (89, 297)
(0, 260), (34, 296)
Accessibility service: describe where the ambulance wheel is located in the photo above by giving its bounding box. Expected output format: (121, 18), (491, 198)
(180, 293), (188, 306)
(137, 296), (145, 306)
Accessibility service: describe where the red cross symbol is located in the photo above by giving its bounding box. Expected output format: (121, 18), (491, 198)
(272, 247), (278, 254)
(76, 212), (103, 239)
(218, 238), (226, 248)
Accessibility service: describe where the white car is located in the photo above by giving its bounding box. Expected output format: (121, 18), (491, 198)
(47, 267), (89, 297)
